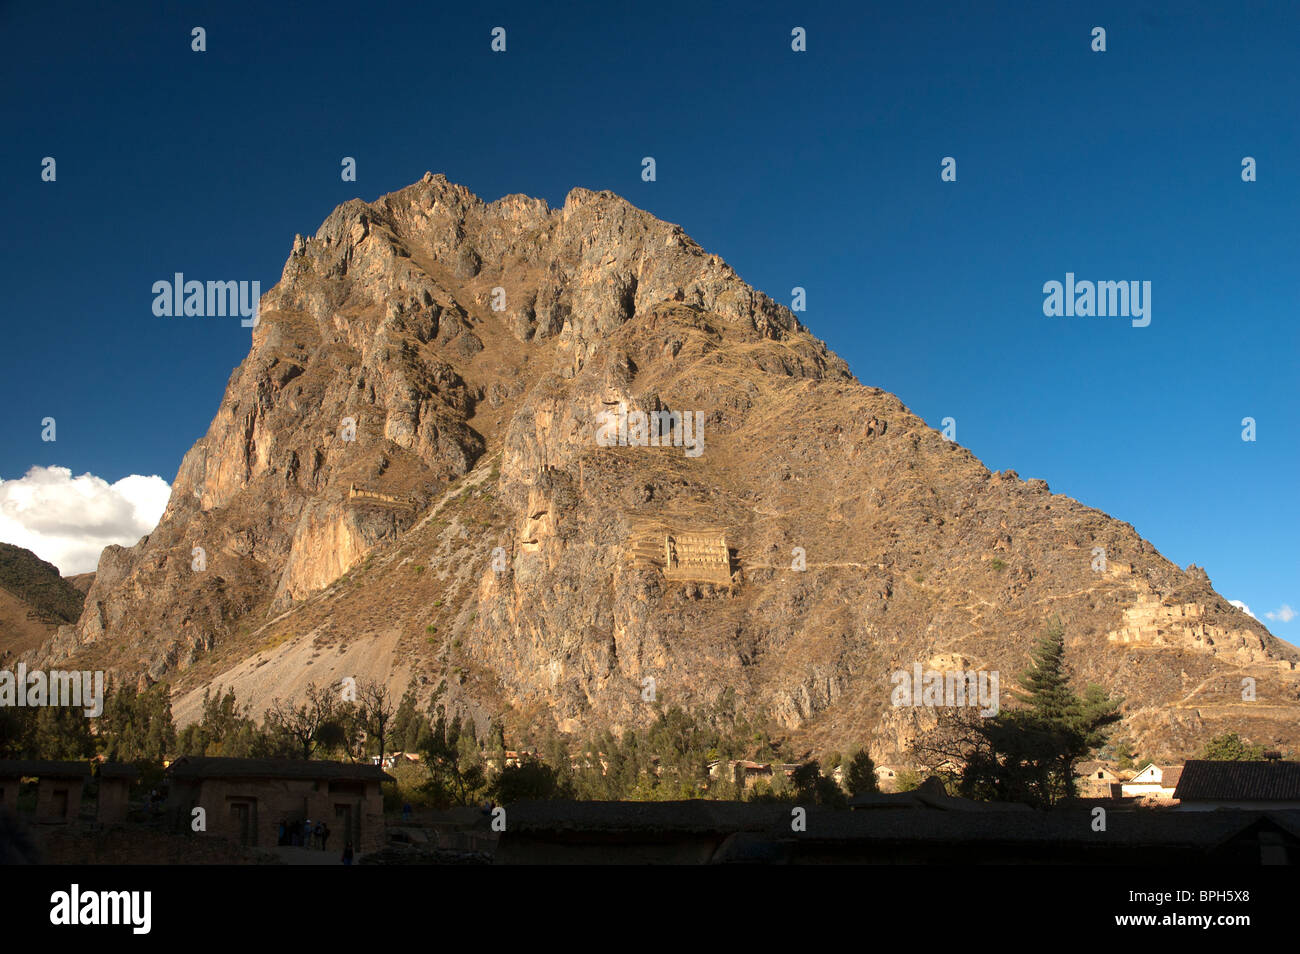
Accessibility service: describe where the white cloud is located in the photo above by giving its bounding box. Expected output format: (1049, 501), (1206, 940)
(0, 465), (171, 575)
(1265, 604), (1296, 624)
(1228, 600), (1256, 620)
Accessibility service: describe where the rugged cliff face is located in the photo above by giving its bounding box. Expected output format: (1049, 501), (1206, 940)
(27, 174), (1300, 763)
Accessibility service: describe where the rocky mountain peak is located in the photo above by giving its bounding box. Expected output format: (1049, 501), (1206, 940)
(25, 175), (1299, 765)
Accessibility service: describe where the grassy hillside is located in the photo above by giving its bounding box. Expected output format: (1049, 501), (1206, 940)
(0, 543), (86, 624)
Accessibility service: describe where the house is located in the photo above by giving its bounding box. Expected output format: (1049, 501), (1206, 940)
(165, 757), (394, 853)
(1173, 759), (1300, 812)
(1075, 761), (1121, 798)
(704, 760), (774, 789)
(733, 761), (773, 788)
(0, 760), (90, 823)
(371, 752), (422, 769)
(1121, 763), (1182, 802)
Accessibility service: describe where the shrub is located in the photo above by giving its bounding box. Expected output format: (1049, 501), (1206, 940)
(895, 769), (921, 792)
(383, 760), (437, 812)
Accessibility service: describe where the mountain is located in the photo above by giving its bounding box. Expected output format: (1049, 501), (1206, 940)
(0, 543), (88, 662)
(24, 174), (1299, 763)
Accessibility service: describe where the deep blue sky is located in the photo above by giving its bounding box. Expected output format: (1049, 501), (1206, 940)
(2, 1), (1296, 639)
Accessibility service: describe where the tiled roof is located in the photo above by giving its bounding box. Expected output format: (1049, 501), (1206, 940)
(1174, 760), (1300, 801)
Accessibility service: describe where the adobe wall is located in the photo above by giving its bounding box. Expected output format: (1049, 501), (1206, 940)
(35, 779), (83, 822)
(174, 777), (387, 853)
(97, 779), (132, 823)
(0, 779), (19, 814)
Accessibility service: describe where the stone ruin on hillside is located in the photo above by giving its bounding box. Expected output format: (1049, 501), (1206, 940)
(347, 483), (417, 509)
(663, 532), (731, 584)
(1107, 592), (1293, 669)
(628, 524), (734, 585)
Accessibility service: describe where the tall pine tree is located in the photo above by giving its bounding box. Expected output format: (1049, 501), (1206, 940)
(925, 617), (1124, 808)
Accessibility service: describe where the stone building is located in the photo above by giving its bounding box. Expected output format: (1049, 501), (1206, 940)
(663, 532), (731, 584)
(1075, 761), (1121, 798)
(165, 757), (393, 853)
(0, 760), (90, 823)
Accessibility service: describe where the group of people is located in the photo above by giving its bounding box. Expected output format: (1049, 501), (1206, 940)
(278, 817), (330, 850)
(277, 817), (356, 864)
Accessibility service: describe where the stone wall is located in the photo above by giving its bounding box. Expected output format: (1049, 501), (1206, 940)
(626, 524), (733, 584)
(97, 779), (132, 823)
(35, 778), (82, 822)
(663, 532), (731, 585)
(348, 483), (416, 508)
(1107, 593), (1289, 667)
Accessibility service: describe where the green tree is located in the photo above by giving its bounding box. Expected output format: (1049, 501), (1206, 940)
(0, 706), (32, 758)
(492, 758), (568, 802)
(915, 618), (1122, 808)
(1199, 732), (1266, 761)
(844, 749), (878, 796)
(894, 769), (921, 792)
(390, 685), (421, 752)
(101, 681), (176, 765)
(178, 686), (258, 755)
(315, 700), (355, 758)
(33, 704), (95, 760)
(420, 710), (487, 807)
(485, 718), (507, 769)
(790, 760), (847, 807)
(1110, 737), (1137, 770)
(538, 724), (575, 794)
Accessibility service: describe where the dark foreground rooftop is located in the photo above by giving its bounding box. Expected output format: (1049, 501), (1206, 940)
(495, 800), (1300, 864)
(1175, 760), (1300, 801)
(166, 757), (394, 783)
